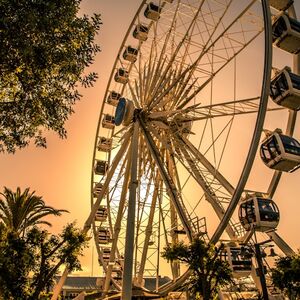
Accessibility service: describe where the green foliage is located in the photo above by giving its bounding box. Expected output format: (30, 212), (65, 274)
(0, 226), (35, 299)
(162, 238), (232, 300)
(0, 187), (87, 299)
(0, 186), (67, 235)
(271, 251), (300, 300)
(0, 223), (88, 300)
(0, 0), (102, 153)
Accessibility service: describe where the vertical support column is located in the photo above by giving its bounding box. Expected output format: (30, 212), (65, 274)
(254, 243), (269, 300)
(121, 121), (139, 300)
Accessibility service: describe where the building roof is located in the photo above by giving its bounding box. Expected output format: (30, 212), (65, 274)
(55, 276), (171, 292)
(58, 276), (101, 291)
(144, 276), (171, 291)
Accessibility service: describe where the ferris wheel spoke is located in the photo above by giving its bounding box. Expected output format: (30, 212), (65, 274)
(147, 1), (207, 110)
(138, 116), (194, 240)
(148, 97), (282, 131)
(144, 2), (183, 105)
(182, 97), (282, 121)
(179, 134), (234, 195)
(171, 134), (238, 239)
(177, 32), (263, 109)
(145, 0), (263, 112)
(136, 172), (161, 285)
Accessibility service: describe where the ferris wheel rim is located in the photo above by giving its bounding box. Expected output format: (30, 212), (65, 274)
(89, 0), (290, 295)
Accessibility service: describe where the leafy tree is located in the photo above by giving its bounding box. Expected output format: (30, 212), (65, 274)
(0, 223), (34, 299)
(0, 222), (87, 300)
(0, 186), (67, 235)
(162, 237), (232, 300)
(0, 0), (102, 153)
(271, 252), (300, 300)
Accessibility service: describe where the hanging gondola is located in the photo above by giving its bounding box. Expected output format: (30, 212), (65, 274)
(107, 91), (121, 107)
(221, 244), (252, 278)
(93, 182), (104, 198)
(114, 68), (129, 84)
(144, 2), (162, 21)
(270, 66), (300, 110)
(98, 227), (111, 244)
(102, 114), (115, 130)
(101, 247), (111, 262)
(94, 160), (109, 176)
(272, 14), (300, 54)
(238, 196), (280, 232)
(97, 137), (113, 152)
(133, 24), (149, 41)
(95, 206), (108, 222)
(260, 129), (300, 172)
(123, 46), (138, 63)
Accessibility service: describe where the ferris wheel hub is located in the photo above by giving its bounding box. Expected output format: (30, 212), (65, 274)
(115, 97), (135, 126)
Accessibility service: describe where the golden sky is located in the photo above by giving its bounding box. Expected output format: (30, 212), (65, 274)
(0, 0), (300, 276)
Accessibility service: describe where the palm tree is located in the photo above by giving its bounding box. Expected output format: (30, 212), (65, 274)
(0, 187), (67, 235)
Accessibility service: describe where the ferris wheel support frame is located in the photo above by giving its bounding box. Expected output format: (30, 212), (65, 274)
(138, 114), (194, 241)
(211, 0), (273, 244)
(122, 121), (140, 300)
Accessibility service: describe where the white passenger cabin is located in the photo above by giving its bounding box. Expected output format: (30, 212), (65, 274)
(97, 137), (113, 152)
(123, 46), (138, 62)
(101, 247), (111, 262)
(269, 0), (293, 11)
(102, 114), (115, 130)
(94, 160), (108, 176)
(272, 14), (300, 54)
(95, 206), (108, 222)
(144, 2), (162, 21)
(133, 24), (149, 41)
(114, 68), (129, 84)
(107, 91), (121, 107)
(222, 244), (252, 278)
(93, 182), (104, 198)
(270, 67), (300, 110)
(238, 196), (280, 232)
(98, 227), (111, 244)
(260, 130), (300, 172)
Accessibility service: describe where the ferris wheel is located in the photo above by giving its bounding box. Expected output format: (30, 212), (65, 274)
(90, 0), (300, 298)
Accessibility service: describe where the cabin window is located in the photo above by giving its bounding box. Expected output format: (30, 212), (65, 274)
(273, 17), (288, 40)
(290, 17), (300, 32)
(270, 73), (289, 99)
(290, 72), (300, 90)
(280, 135), (300, 156)
(258, 199), (279, 222)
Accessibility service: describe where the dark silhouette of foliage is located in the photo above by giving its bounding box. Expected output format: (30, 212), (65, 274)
(162, 237), (232, 300)
(0, 0), (102, 153)
(0, 187), (87, 299)
(0, 223), (87, 300)
(271, 251), (300, 300)
(0, 186), (67, 235)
